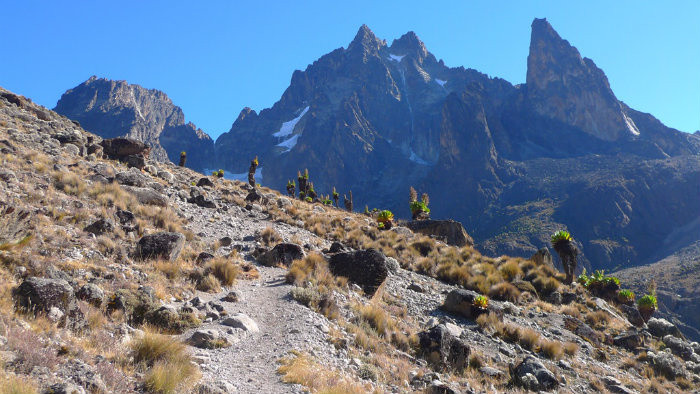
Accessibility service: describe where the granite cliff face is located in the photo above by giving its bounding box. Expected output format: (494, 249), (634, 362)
(213, 19), (700, 274)
(54, 77), (214, 171)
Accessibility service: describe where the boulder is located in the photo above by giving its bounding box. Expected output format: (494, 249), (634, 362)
(647, 318), (683, 339)
(663, 335), (694, 360)
(115, 209), (134, 224)
(115, 170), (149, 187)
(613, 330), (645, 350)
(328, 249), (389, 296)
(106, 288), (156, 324)
(221, 313), (259, 332)
(188, 194), (217, 209)
(122, 186), (168, 206)
(13, 277), (85, 330)
(84, 218), (114, 236)
(405, 219), (473, 247)
(425, 381), (462, 394)
(195, 252), (215, 265)
(563, 316), (604, 347)
(100, 137), (149, 159)
(649, 350), (686, 379)
(258, 243), (305, 267)
(157, 171), (174, 183)
(135, 232), (185, 261)
(511, 355), (558, 391)
(245, 189), (263, 203)
(619, 304), (645, 327)
(441, 289), (484, 319)
(188, 329), (228, 349)
(197, 177), (214, 187)
(417, 324), (471, 371)
(76, 283), (105, 307)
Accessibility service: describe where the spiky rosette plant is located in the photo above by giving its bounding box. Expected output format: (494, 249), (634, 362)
(472, 295), (489, 316)
(286, 180), (296, 197)
(551, 230), (578, 284)
(178, 151), (187, 167)
(637, 294), (657, 322)
(307, 182), (317, 200)
(216, 169), (224, 178)
(376, 210), (394, 230)
(343, 191), (353, 212)
(617, 289), (635, 305)
(410, 201), (430, 220)
(332, 187), (339, 207)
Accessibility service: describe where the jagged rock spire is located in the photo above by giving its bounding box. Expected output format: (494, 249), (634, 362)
(389, 31), (428, 61)
(347, 24), (386, 57)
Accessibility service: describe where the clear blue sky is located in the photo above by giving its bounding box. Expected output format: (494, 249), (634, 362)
(2, 1), (699, 138)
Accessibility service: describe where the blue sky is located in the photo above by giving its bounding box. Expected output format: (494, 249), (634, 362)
(2, 1), (698, 138)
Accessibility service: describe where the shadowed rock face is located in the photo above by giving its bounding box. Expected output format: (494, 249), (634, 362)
(54, 77), (214, 171)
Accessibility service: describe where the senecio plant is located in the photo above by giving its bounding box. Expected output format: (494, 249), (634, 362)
(286, 180), (296, 197)
(617, 289), (635, 304)
(409, 186), (430, 220)
(216, 169), (224, 178)
(551, 230), (578, 284)
(637, 280), (658, 321)
(376, 210), (394, 230)
(179, 151), (187, 167)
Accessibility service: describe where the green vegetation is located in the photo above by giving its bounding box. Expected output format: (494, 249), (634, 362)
(550, 230), (572, 245)
(617, 289), (635, 304)
(473, 295), (489, 310)
(376, 210), (394, 224)
(637, 294), (657, 310)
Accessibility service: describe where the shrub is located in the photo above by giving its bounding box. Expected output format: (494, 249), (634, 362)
(207, 258), (239, 286)
(488, 282), (521, 302)
(540, 339), (563, 360)
(638, 294), (658, 310)
(617, 289), (635, 304)
(472, 295), (489, 310)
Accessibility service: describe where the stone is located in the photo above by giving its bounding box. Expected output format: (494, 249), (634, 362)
(613, 330), (645, 350)
(157, 170), (174, 182)
(115, 209), (134, 224)
(45, 383), (86, 394)
(100, 137), (150, 159)
(195, 252), (215, 265)
(13, 277), (85, 330)
(649, 350), (686, 379)
(602, 376), (638, 394)
(107, 288), (156, 324)
(647, 318), (683, 339)
(219, 236), (233, 247)
(405, 219), (473, 247)
(47, 306), (64, 322)
(83, 218), (114, 235)
(326, 241), (351, 254)
(188, 329), (227, 349)
(425, 380), (461, 394)
(512, 355), (558, 391)
(258, 243), (305, 267)
(0, 169), (17, 183)
(408, 283), (425, 293)
(663, 335), (694, 360)
(222, 313), (259, 332)
(245, 188), (263, 203)
(385, 257), (400, 273)
(135, 232), (185, 261)
(441, 289), (483, 319)
(197, 177), (214, 187)
(221, 291), (240, 303)
(328, 249), (389, 297)
(563, 316), (604, 347)
(417, 324), (471, 371)
(76, 283), (105, 307)
(122, 186), (168, 206)
(277, 198), (292, 208)
(188, 194), (217, 209)
(115, 170), (149, 187)
(619, 304), (645, 327)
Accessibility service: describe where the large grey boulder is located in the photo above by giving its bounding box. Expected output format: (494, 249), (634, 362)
(76, 283), (105, 307)
(13, 277), (85, 330)
(135, 232), (185, 261)
(649, 350), (686, 379)
(647, 318), (683, 339)
(441, 289), (483, 319)
(405, 219), (473, 247)
(662, 335), (694, 360)
(417, 324), (470, 371)
(221, 313), (259, 333)
(100, 137), (150, 159)
(122, 186), (168, 206)
(530, 247), (553, 268)
(511, 355), (558, 391)
(258, 243), (305, 267)
(328, 249), (388, 296)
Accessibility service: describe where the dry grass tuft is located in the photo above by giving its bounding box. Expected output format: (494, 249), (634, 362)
(518, 328), (541, 351)
(0, 374), (38, 394)
(499, 260), (522, 281)
(487, 282), (521, 302)
(206, 258), (240, 286)
(131, 329), (199, 394)
(278, 351), (370, 394)
(260, 226), (282, 246)
(584, 310), (610, 330)
(539, 339), (563, 360)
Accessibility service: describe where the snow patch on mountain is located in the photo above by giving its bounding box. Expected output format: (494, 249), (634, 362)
(435, 79), (447, 87)
(273, 106), (309, 137)
(623, 112), (640, 136)
(276, 134), (300, 151)
(409, 149), (430, 165)
(388, 54), (405, 62)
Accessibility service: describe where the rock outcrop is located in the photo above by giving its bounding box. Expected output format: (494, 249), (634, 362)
(54, 76), (214, 171)
(328, 249), (389, 296)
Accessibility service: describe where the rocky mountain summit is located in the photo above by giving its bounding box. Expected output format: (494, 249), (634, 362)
(54, 76), (215, 172)
(2, 86), (700, 393)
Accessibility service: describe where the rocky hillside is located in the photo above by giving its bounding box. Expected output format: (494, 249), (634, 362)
(54, 76), (215, 172)
(2, 86), (700, 393)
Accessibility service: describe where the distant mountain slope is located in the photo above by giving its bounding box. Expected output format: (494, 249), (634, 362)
(213, 19), (700, 272)
(54, 76), (214, 171)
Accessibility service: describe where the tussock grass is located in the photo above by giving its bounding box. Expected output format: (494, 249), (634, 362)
(278, 351), (369, 394)
(131, 330), (199, 394)
(540, 339), (564, 360)
(260, 226), (282, 246)
(0, 374), (37, 394)
(206, 257), (239, 286)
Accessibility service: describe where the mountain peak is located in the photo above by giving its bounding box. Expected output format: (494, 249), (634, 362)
(347, 24), (385, 55)
(390, 31), (428, 60)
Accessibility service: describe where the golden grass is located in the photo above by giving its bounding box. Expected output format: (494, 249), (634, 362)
(0, 374), (38, 394)
(207, 258), (240, 286)
(487, 282), (521, 302)
(260, 226), (282, 246)
(356, 303), (396, 338)
(278, 351), (370, 394)
(584, 310), (611, 330)
(131, 330), (199, 394)
(539, 339), (563, 360)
